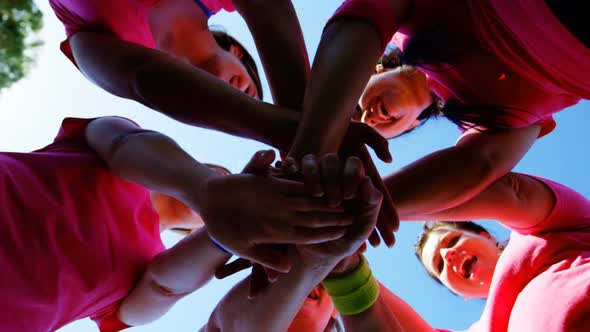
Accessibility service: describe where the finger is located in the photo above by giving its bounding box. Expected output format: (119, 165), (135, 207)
(320, 153), (342, 207)
(358, 242), (368, 254)
(376, 198), (397, 248)
(292, 212), (354, 228)
(215, 258), (252, 279)
(249, 263), (270, 299)
(266, 226), (347, 245)
(341, 156), (364, 200)
(361, 125), (392, 163)
(272, 178), (306, 196)
(301, 154), (324, 197)
(279, 156), (299, 175)
(368, 230), (381, 247)
(289, 197), (345, 213)
(243, 245), (291, 273)
(264, 267), (280, 283)
(243, 150), (275, 174)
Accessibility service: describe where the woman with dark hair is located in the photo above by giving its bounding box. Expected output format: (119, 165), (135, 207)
(321, 171), (590, 331)
(47, 0), (336, 152)
(286, 0), (590, 240)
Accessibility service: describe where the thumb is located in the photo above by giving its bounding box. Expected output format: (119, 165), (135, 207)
(242, 150), (276, 174)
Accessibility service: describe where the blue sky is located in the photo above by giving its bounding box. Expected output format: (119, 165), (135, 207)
(1, 1), (588, 331)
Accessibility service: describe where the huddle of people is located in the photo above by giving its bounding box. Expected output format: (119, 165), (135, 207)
(1, 0), (589, 331)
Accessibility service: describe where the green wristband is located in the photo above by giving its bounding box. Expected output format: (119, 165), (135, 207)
(321, 256), (380, 316)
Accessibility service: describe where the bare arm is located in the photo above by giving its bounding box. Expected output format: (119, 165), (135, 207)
(119, 228), (231, 326)
(234, 0), (309, 108)
(385, 125), (541, 219)
(70, 32), (300, 149)
(288, 19), (383, 159)
(204, 261), (329, 332)
(85, 116), (217, 207)
(288, 0), (411, 159)
(408, 172), (555, 230)
(342, 283), (436, 332)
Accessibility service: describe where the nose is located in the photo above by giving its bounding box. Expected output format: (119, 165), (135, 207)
(228, 75), (255, 97)
(440, 248), (457, 264)
(361, 109), (390, 126)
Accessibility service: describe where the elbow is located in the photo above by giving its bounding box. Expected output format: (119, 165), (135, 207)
(130, 60), (160, 107)
(461, 145), (510, 187)
(145, 260), (196, 298)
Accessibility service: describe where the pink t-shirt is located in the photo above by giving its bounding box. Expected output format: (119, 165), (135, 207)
(49, 0), (235, 65)
(331, 0), (590, 136)
(464, 177), (590, 332)
(0, 118), (165, 332)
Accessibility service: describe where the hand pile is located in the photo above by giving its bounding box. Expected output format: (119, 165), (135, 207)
(202, 148), (395, 296)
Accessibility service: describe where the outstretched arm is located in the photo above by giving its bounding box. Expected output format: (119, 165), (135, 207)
(288, 0), (411, 159)
(70, 32), (299, 149)
(119, 228), (231, 326)
(335, 263), (433, 331)
(405, 171), (556, 230)
(234, 0), (309, 108)
(203, 258), (329, 332)
(386, 125), (541, 221)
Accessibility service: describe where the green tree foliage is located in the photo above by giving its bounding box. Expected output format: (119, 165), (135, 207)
(0, 0), (43, 92)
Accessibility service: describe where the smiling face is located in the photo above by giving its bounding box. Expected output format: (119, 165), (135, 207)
(196, 44), (259, 99)
(357, 66), (432, 138)
(420, 226), (500, 299)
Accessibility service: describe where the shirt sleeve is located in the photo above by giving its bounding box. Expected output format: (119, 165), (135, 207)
(324, 0), (400, 53)
(511, 176), (590, 234)
(535, 117), (556, 138)
(91, 304), (132, 332)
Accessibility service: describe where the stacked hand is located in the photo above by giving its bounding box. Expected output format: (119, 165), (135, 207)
(197, 150), (352, 273)
(215, 153), (384, 296)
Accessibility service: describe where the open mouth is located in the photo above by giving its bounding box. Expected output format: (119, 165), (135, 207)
(456, 254), (478, 279)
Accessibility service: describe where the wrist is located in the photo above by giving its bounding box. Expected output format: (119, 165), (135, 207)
(266, 107), (301, 151)
(179, 164), (221, 215)
(322, 255), (380, 316)
(327, 253), (362, 278)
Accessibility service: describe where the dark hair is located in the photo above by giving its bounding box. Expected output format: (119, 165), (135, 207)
(385, 26), (540, 132)
(414, 221), (491, 287)
(210, 29), (263, 100)
(375, 46), (444, 133)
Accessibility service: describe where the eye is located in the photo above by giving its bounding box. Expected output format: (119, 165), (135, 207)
(447, 233), (461, 248)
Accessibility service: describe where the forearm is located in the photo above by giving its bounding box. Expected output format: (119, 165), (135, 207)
(288, 19), (382, 159)
(343, 283), (435, 332)
(106, 130), (215, 206)
(330, 257), (434, 332)
(414, 172), (555, 229)
(386, 145), (502, 219)
(390, 126), (540, 220)
(207, 263), (330, 332)
(119, 228), (231, 325)
(234, 0), (309, 108)
(70, 32), (299, 149)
